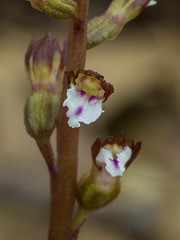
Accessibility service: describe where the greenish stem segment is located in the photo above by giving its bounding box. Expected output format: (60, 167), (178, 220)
(71, 207), (91, 240)
(48, 1), (89, 240)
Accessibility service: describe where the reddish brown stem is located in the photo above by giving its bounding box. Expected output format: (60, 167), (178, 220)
(36, 138), (56, 171)
(48, 1), (89, 240)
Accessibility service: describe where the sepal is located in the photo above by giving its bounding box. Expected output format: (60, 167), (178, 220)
(24, 91), (60, 139)
(25, 33), (62, 94)
(77, 170), (121, 211)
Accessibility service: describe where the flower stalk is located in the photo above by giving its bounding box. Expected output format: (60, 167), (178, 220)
(71, 207), (90, 240)
(48, 1), (89, 240)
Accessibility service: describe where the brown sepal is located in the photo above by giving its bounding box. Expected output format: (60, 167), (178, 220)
(65, 69), (114, 102)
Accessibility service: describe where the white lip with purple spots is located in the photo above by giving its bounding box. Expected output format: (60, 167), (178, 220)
(63, 84), (104, 128)
(96, 146), (132, 177)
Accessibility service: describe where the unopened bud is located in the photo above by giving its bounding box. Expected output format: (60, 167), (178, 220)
(77, 170), (120, 211)
(25, 33), (62, 94)
(25, 33), (62, 140)
(27, 0), (78, 19)
(87, 0), (157, 49)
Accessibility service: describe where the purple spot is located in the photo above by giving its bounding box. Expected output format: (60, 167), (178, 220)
(75, 106), (83, 116)
(124, 146), (127, 151)
(48, 165), (59, 175)
(80, 90), (86, 97)
(88, 95), (96, 103)
(113, 159), (119, 169)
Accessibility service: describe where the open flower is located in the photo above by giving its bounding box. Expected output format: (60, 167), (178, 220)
(96, 146), (132, 177)
(63, 70), (114, 128)
(92, 133), (141, 177)
(77, 133), (141, 210)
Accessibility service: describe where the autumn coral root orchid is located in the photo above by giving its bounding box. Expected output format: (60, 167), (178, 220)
(92, 133), (141, 177)
(63, 69), (114, 128)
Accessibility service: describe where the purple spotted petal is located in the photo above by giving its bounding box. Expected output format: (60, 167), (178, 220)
(80, 90), (86, 97)
(75, 106), (83, 116)
(113, 159), (119, 169)
(88, 95), (96, 103)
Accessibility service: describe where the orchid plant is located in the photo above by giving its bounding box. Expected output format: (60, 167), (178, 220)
(24, 0), (157, 240)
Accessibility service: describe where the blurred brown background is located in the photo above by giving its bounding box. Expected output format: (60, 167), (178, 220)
(0, 0), (180, 240)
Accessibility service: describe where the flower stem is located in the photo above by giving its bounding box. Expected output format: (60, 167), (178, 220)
(48, 1), (89, 240)
(36, 138), (56, 171)
(71, 207), (91, 240)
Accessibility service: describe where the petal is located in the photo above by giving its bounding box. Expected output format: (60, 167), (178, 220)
(96, 148), (113, 164)
(96, 146), (132, 177)
(146, 0), (157, 7)
(116, 146), (132, 173)
(63, 85), (104, 128)
(105, 159), (124, 177)
(63, 85), (85, 117)
(78, 98), (104, 125)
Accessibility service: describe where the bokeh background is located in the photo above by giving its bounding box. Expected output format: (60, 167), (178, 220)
(0, 0), (180, 239)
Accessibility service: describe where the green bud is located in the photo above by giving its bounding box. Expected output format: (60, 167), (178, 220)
(77, 167), (121, 211)
(27, 0), (78, 19)
(87, 0), (155, 49)
(24, 91), (60, 139)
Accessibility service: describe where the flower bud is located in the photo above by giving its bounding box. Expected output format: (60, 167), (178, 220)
(77, 169), (121, 211)
(25, 33), (62, 140)
(87, 0), (157, 49)
(24, 91), (60, 139)
(77, 133), (141, 210)
(25, 33), (62, 94)
(27, 0), (78, 19)
(63, 69), (114, 128)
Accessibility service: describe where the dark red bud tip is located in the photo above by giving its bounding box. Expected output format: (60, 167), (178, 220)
(25, 33), (61, 70)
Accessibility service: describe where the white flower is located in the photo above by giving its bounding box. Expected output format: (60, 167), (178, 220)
(63, 85), (104, 128)
(96, 146), (132, 177)
(63, 69), (114, 128)
(146, 0), (157, 7)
